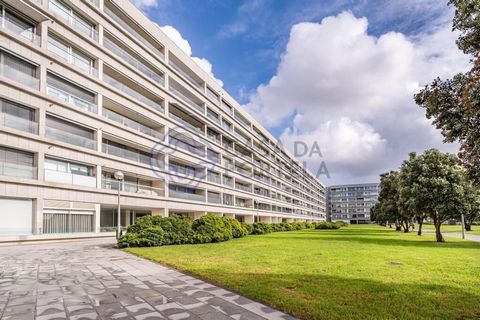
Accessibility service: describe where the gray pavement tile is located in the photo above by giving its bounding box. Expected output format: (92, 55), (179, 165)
(198, 311), (233, 320)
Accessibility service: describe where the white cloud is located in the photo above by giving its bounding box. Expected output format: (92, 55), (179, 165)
(132, 0), (158, 9)
(160, 25), (223, 87)
(244, 11), (470, 184)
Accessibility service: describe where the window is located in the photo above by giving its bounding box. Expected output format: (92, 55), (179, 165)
(0, 146), (35, 179)
(0, 50), (37, 88)
(49, 0), (97, 41)
(222, 119), (232, 132)
(207, 149), (219, 163)
(1, 5), (37, 43)
(45, 157), (93, 176)
(45, 115), (95, 149)
(48, 34), (95, 75)
(207, 108), (219, 123)
(47, 72), (96, 113)
(0, 99), (36, 133)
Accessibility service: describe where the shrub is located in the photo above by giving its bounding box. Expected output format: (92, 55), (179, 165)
(252, 222), (271, 235)
(222, 217), (248, 238)
(118, 226), (166, 247)
(315, 222), (344, 230)
(191, 214), (233, 244)
(118, 233), (141, 248)
(155, 215), (194, 245)
(335, 221), (348, 227)
(242, 222), (253, 234)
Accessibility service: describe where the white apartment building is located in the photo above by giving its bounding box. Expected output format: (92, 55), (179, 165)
(0, 0), (326, 241)
(327, 183), (379, 224)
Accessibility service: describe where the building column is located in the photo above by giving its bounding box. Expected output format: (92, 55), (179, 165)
(36, 151), (45, 182)
(95, 165), (102, 189)
(33, 197), (44, 235)
(94, 203), (101, 233)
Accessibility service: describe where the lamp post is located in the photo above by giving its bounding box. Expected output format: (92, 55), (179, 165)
(114, 171), (124, 239)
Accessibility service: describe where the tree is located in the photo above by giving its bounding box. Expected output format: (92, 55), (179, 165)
(398, 152), (428, 236)
(461, 176), (480, 231)
(400, 149), (465, 242)
(375, 171), (412, 232)
(415, 0), (480, 185)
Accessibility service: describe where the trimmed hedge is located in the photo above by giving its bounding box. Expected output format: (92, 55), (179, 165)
(118, 214), (340, 248)
(314, 222), (346, 230)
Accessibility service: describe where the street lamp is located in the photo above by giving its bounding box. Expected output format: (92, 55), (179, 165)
(114, 171), (124, 239)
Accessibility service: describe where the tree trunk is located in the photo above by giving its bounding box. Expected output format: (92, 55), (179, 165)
(417, 216), (424, 236)
(433, 216), (444, 242)
(465, 223), (471, 231)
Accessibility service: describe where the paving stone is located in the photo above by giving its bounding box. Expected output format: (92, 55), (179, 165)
(0, 239), (297, 320)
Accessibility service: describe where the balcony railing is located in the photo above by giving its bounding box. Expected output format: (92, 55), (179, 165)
(0, 16), (41, 46)
(169, 86), (204, 113)
(207, 112), (220, 124)
(235, 201), (252, 208)
(46, 126), (96, 149)
(169, 136), (205, 157)
(207, 90), (219, 103)
(45, 169), (96, 188)
(104, 5), (164, 60)
(169, 189), (205, 202)
(169, 60), (202, 90)
(235, 151), (252, 162)
(235, 132), (251, 146)
(222, 122), (233, 132)
(103, 72), (164, 113)
(207, 194), (221, 204)
(103, 36), (164, 86)
(0, 114), (37, 134)
(103, 108), (164, 141)
(102, 143), (154, 166)
(223, 178), (234, 187)
(48, 38), (97, 77)
(48, 0), (98, 41)
(102, 178), (163, 196)
(47, 85), (97, 113)
(169, 164), (203, 180)
(207, 174), (221, 184)
(235, 184), (252, 193)
(235, 166), (251, 176)
(169, 113), (204, 134)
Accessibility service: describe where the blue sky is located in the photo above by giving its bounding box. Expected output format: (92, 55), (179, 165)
(135, 0), (469, 185)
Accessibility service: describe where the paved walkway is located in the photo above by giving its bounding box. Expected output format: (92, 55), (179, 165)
(0, 239), (296, 320)
(443, 232), (480, 242)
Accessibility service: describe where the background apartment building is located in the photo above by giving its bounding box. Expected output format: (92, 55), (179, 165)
(327, 183), (379, 224)
(0, 0), (326, 241)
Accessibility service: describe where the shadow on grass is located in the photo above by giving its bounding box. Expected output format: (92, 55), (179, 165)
(180, 270), (480, 320)
(264, 233), (480, 249)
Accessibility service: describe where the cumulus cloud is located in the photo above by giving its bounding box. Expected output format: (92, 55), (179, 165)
(244, 11), (470, 184)
(160, 25), (223, 87)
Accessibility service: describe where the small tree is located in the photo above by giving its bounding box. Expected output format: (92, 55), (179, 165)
(398, 152), (428, 236)
(401, 149), (465, 242)
(461, 176), (480, 231)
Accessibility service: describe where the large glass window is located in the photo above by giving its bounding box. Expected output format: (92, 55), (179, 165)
(45, 115), (95, 149)
(0, 146), (35, 179)
(48, 0), (97, 41)
(0, 99), (36, 133)
(46, 72), (97, 113)
(1, 5), (37, 43)
(0, 50), (37, 88)
(48, 34), (95, 75)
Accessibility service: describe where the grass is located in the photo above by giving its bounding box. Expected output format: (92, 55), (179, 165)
(422, 224), (480, 235)
(126, 225), (480, 320)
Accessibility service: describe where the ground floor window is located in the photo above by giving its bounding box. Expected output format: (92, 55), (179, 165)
(100, 208), (151, 231)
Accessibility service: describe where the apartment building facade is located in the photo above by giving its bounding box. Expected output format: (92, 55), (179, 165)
(327, 183), (379, 224)
(0, 0), (326, 241)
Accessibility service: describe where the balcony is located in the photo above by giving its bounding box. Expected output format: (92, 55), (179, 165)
(207, 172), (221, 184)
(0, 162), (36, 179)
(104, 5), (164, 60)
(47, 36), (97, 77)
(235, 200), (252, 208)
(45, 169), (96, 188)
(207, 88), (219, 103)
(102, 141), (155, 166)
(207, 192), (221, 204)
(0, 13), (40, 46)
(0, 51), (39, 89)
(48, 0), (98, 41)
(45, 126), (96, 150)
(47, 85), (97, 113)
(235, 183), (252, 193)
(102, 178), (163, 196)
(169, 59), (203, 90)
(0, 113), (37, 134)
(169, 163), (203, 180)
(103, 36), (164, 86)
(169, 112), (204, 135)
(223, 177), (234, 187)
(235, 166), (252, 177)
(103, 108), (164, 141)
(169, 85), (204, 114)
(103, 70), (164, 114)
(169, 189), (205, 202)
(235, 131), (252, 146)
(235, 150), (252, 162)
(169, 131), (205, 157)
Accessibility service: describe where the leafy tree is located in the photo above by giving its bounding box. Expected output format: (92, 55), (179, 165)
(415, 0), (480, 185)
(400, 149), (465, 242)
(398, 153), (429, 236)
(375, 171), (412, 232)
(461, 176), (480, 231)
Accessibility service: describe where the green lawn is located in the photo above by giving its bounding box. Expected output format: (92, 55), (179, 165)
(422, 224), (480, 235)
(126, 225), (480, 320)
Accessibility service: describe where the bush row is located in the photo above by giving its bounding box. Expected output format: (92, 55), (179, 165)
(118, 214), (343, 248)
(315, 221), (347, 229)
